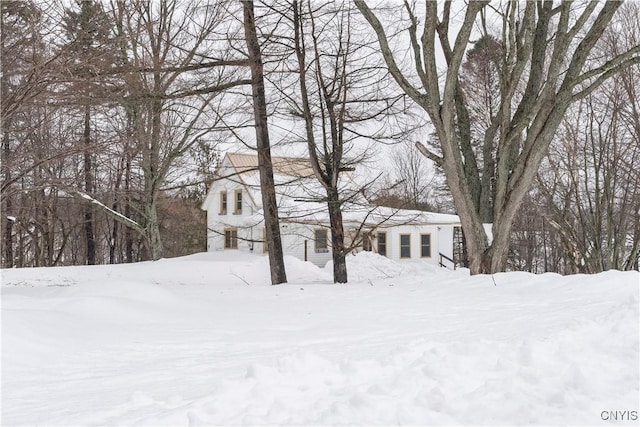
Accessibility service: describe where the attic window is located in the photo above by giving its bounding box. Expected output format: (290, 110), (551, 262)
(220, 191), (227, 215)
(234, 189), (242, 214)
(314, 229), (328, 253)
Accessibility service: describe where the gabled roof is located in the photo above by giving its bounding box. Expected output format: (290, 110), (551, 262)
(227, 152), (315, 178)
(202, 152), (317, 210)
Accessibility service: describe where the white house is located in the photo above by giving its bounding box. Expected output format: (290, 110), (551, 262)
(202, 152), (475, 268)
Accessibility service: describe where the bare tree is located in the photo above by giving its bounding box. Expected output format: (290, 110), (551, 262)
(1, 1), (67, 268)
(356, 0), (640, 274)
(103, 0), (250, 261)
(61, 0), (118, 265)
(538, 73), (640, 272)
(389, 140), (436, 211)
(2, 1), (252, 266)
(286, 0), (403, 283)
(242, 0), (287, 285)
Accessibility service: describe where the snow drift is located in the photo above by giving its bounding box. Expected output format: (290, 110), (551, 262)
(2, 252), (638, 425)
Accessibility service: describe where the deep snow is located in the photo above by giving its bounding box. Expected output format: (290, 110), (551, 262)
(1, 252), (638, 426)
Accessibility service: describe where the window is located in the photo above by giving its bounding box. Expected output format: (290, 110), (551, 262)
(377, 232), (387, 257)
(400, 234), (411, 258)
(224, 228), (238, 249)
(234, 190), (242, 214)
(421, 234), (431, 258)
(362, 232), (372, 252)
(220, 191), (227, 215)
(314, 229), (328, 252)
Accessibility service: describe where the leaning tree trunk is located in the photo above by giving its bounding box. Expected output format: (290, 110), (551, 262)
(243, 0), (287, 285)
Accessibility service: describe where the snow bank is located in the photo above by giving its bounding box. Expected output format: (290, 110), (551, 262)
(1, 251), (328, 289)
(2, 253), (638, 426)
(326, 251), (446, 282)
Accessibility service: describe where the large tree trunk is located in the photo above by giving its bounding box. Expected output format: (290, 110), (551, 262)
(142, 97), (163, 264)
(327, 188), (347, 283)
(243, 0), (287, 285)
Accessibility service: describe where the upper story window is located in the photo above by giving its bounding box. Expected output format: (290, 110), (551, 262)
(400, 234), (411, 258)
(234, 189), (242, 214)
(220, 191), (227, 215)
(315, 229), (328, 253)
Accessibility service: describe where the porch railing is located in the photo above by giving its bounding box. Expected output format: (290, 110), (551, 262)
(439, 252), (457, 270)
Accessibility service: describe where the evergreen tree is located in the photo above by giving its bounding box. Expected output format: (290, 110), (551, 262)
(62, 0), (117, 265)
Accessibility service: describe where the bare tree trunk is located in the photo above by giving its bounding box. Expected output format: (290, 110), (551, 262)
(2, 202), (14, 268)
(242, 0), (287, 285)
(1, 10), (14, 268)
(124, 155), (133, 263)
(1, 118), (13, 268)
(141, 95), (164, 261)
(109, 157), (125, 264)
(145, 193), (163, 261)
(83, 105), (95, 264)
(625, 212), (640, 270)
(327, 188), (347, 283)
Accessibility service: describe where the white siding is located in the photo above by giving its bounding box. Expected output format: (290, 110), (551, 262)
(371, 224), (457, 265)
(437, 226), (455, 261)
(280, 223), (332, 267)
(204, 158), (258, 253)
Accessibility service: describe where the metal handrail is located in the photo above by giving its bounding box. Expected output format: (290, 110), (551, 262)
(439, 252), (457, 270)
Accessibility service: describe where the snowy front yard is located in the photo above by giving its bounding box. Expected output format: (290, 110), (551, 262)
(2, 252), (638, 426)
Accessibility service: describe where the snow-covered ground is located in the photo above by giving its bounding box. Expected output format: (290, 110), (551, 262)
(2, 252), (638, 426)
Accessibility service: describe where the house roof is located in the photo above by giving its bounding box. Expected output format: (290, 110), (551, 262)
(227, 152), (315, 178)
(277, 204), (462, 228)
